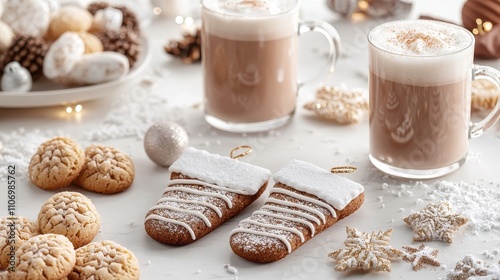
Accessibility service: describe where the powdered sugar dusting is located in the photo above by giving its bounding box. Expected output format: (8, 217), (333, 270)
(0, 128), (63, 182)
(273, 159), (364, 210)
(432, 181), (500, 234)
(383, 180), (500, 235)
(169, 147), (271, 195)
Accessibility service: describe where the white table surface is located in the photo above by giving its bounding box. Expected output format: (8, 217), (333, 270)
(3, 0), (500, 279)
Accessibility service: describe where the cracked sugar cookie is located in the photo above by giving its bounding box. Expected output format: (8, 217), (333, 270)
(69, 240), (140, 280)
(14, 233), (76, 280)
(38, 192), (100, 249)
(29, 137), (85, 190)
(74, 145), (135, 194)
(0, 216), (38, 270)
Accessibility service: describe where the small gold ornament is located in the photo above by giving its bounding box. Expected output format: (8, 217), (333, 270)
(328, 227), (403, 272)
(330, 166), (357, 174)
(403, 201), (468, 244)
(473, 18), (494, 35)
(230, 145), (252, 160)
(402, 244), (441, 271)
(304, 86), (369, 124)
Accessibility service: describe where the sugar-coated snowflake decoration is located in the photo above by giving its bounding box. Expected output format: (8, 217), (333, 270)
(403, 201), (468, 243)
(402, 244), (440, 271)
(303, 86), (369, 124)
(328, 227), (403, 272)
(448, 255), (500, 279)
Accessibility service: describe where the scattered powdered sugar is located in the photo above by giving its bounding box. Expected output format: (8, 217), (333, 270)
(83, 72), (189, 142)
(224, 264), (238, 275)
(0, 128), (63, 182)
(431, 181), (500, 234)
(383, 180), (500, 235)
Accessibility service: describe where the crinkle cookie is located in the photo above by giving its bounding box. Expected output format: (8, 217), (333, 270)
(74, 145), (135, 194)
(14, 234), (76, 280)
(38, 192), (100, 249)
(29, 137), (85, 190)
(0, 216), (38, 270)
(68, 240), (140, 280)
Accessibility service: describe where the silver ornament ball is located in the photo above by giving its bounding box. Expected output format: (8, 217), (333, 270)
(144, 121), (189, 167)
(1, 61), (32, 92)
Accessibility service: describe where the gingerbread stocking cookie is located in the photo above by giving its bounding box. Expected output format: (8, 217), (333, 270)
(144, 147), (271, 245)
(229, 159), (365, 263)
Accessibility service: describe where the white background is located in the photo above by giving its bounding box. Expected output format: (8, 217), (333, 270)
(3, 0), (500, 279)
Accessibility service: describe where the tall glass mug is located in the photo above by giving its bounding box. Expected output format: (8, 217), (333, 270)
(368, 20), (500, 179)
(202, 0), (341, 132)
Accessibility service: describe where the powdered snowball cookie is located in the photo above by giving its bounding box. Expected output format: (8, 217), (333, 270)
(69, 240), (140, 280)
(74, 145), (135, 194)
(14, 234), (76, 280)
(77, 31), (103, 54)
(1, 0), (51, 37)
(43, 32), (85, 83)
(0, 216), (39, 270)
(38, 192), (101, 249)
(64, 52), (129, 86)
(44, 0), (60, 15)
(28, 136), (85, 190)
(0, 20), (14, 52)
(91, 7), (123, 32)
(48, 6), (93, 40)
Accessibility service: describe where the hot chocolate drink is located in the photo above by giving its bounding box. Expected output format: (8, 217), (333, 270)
(368, 20), (474, 171)
(202, 0), (299, 127)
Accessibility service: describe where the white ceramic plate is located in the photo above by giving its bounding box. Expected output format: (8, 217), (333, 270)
(0, 37), (151, 108)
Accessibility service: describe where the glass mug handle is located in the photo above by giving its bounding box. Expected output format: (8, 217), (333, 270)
(469, 65), (500, 138)
(298, 21), (342, 83)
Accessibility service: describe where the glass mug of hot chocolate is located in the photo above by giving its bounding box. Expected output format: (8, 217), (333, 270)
(202, 0), (341, 132)
(369, 19), (500, 179)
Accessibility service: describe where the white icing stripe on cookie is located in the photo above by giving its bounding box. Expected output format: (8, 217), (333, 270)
(149, 205), (212, 227)
(164, 187), (233, 209)
(157, 197), (223, 218)
(270, 188), (337, 218)
(241, 219), (305, 242)
(168, 179), (250, 195)
(265, 198), (326, 224)
(229, 228), (292, 254)
(261, 205), (321, 225)
(145, 214), (196, 240)
(255, 209), (316, 236)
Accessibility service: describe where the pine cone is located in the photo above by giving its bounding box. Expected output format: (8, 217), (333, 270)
(88, 2), (141, 35)
(95, 28), (141, 68)
(165, 29), (202, 64)
(1, 35), (48, 79)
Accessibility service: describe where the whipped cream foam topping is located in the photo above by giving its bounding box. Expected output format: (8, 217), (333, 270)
(205, 0), (295, 16)
(370, 20), (472, 56)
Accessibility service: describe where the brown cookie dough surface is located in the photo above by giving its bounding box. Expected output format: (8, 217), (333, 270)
(29, 137), (84, 190)
(38, 192), (100, 249)
(74, 145), (135, 194)
(69, 240), (140, 280)
(14, 234), (76, 280)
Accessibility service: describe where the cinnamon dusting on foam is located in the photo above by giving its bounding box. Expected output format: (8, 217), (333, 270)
(371, 20), (472, 56)
(393, 30), (445, 55)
